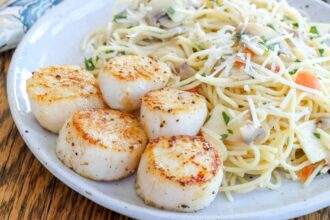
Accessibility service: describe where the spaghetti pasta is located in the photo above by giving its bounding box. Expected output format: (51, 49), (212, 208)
(83, 0), (330, 200)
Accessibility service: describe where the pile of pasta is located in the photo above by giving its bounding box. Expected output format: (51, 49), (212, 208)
(83, 0), (330, 200)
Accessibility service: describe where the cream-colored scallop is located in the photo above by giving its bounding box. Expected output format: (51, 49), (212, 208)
(56, 109), (147, 181)
(136, 135), (223, 212)
(26, 65), (105, 133)
(140, 88), (208, 139)
(98, 55), (171, 112)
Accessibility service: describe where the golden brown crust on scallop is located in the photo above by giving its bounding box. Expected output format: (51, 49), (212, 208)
(69, 109), (147, 152)
(144, 135), (221, 186)
(26, 65), (103, 103)
(103, 55), (170, 82)
(142, 88), (207, 113)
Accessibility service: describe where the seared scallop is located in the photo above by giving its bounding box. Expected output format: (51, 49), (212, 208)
(56, 109), (147, 181)
(26, 65), (105, 133)
(136, 135), (223, 212)
(98, 55), (171, 112)
(140, 88), (208, 139)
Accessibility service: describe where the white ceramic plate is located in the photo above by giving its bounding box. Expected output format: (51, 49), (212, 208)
(7, 0), (330, 219)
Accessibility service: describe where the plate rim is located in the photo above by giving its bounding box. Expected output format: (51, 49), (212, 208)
(6, 0), (330, 219)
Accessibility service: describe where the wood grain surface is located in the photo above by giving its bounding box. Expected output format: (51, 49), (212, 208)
(0, 50), (329, 220)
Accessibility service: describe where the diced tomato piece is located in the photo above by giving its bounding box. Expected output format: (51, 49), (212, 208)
(295, 71), (320, 90)
(185, 86), (199, 93)
(234, 60), (245, 68)
(299, 164), (315, 182)
(267, 66), (280, 73)
(274, 66), (280, 73)
(244, 48), (255, 59)
(234, 48), (255, 68)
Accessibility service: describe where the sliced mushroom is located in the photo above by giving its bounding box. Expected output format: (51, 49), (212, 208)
(189, 0), (203, 8)
(177, 62), (196, 80)
(158, 16), (179, 28)
(146, 11), (163, 27)
(146, 0), (192, 27)
(240, 122), (266, 144)
(146, 11), (180, 28)
(317, 118), (330, 132)
(146, 0), (174, 27)
(147, 0), (177, 15)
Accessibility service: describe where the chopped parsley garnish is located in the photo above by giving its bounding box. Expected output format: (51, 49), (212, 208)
(166, 7), (175, 20)
(221, 134), (229, 140)
(201, 73), (206, 77)
(259, 37), (279, 51)
(228, 129), (233, 134)
(84, 58), (95, 71)
(283, 15), (292, 21)
(294, 59), (301, 63)
(222, 112), (230, 126)
(313, 132), (321, 139)
(267, 24), (275, 30)
(105, 50), (112, 54)
(292, 22), (299, 29)
(267, 43), (280, 51)
(259, 37), (267, 47)
(310, 26), (319, 35)
(197, 44), (205, 51)
(319, 48), (325, 57)
(193, 44), (205, 52)
(113, 12), (126, 22)
(233, 34), (242, 41)
(289, 68), (298, 75)
(247, 74), (255, 79)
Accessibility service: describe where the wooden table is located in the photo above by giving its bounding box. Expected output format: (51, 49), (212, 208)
(0, 50), (328, 220)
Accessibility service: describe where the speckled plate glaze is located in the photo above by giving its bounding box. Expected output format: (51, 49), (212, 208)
(7, 0), (330, 219)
